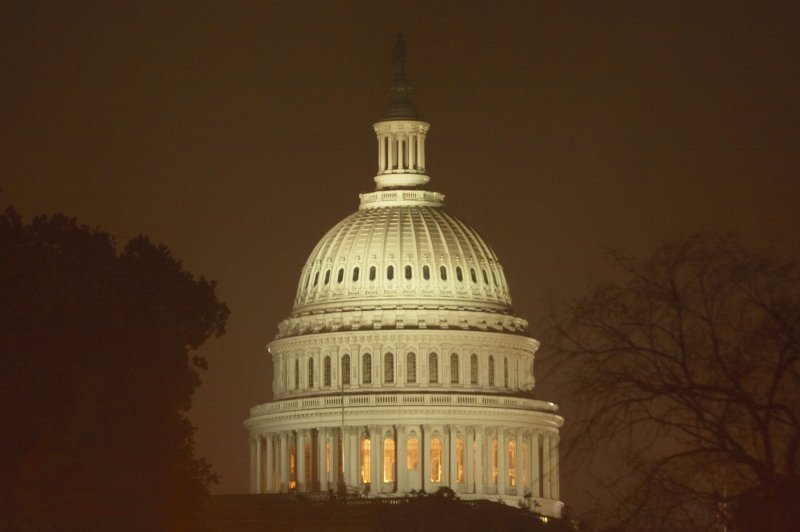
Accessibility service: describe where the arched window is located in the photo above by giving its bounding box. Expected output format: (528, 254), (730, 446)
(313, 271), (319, 286)
(324, 356), (331, 387)
(428, 352), (438, 383)
(352, 266), (360, 282)
(423, 265), (430, 280)
(456, 266), (463, 282)
(362, 353), (372, 384)
(308, 357), (314, 388)
(440, 265), (447, 280)
(406, 352), (416, 383)
(470, 267), (477, 283)
(294, 359), (300, 390)
(383, 437), (395, 482)
(360, 437), (371, 484)
(324, 269), (330, 285)
(384, 352), (394, 383)
(456, 437), (465, 483)
(387, 265), (394, 280)
(491, 270), (498, 285)
(337, 268), (344, 283)
(369, 265), (376, 281)
(504, 357), (509, 388)
(341, 354), (351, 385)
(289, 438), (297, 490)
(430, 437), (442, 482)
(405, 265), (412, 280)
(407, 436), (419, 470)
(450, 353), (459, 384)
(488, 355), (495, 386)
(483, 269), (489, 284)
(470, 354), (478, 384)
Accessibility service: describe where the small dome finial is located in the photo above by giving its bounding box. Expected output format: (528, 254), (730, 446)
(385, 32), (418, 119)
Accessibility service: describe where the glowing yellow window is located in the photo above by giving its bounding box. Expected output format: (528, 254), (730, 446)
(456, 438), (464, 483)
(360, 438), (371, 484)
(492, 438), (498, 485)
(407, 437), (419, 470)
(430, 437), (442, 482)
(383, 437), (395, 482)
(509, 440), (516, 487)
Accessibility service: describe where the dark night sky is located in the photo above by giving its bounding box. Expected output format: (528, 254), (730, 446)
(3, 0), (798, 517)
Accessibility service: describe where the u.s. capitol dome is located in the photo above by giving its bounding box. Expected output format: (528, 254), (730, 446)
(245, 36), (564, 517)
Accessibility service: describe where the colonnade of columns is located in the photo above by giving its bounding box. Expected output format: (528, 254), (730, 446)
(376, 131), (426, 174)
(250, 424), (559, 503)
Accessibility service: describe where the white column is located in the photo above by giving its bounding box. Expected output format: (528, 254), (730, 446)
(474, 426), (484, 494)
(531, 431), (541, 497)
(421, 425), (431, 493)
(296, 430), (306, 492)
(465, 426), (474, 493)
(265, 434), (274, 493)
(318, 428), (328, 493)
(515, 429), (523, 495)
(409, 133), (416, 170)
(497, 429), (506, 495)
(448, 425), (458, 489)
(552, 434), (560, 500)
(255, 435), (263, 493)
(369, 425), (380, 490)
(377, 135), (383, 172)
(419, 134), (425, 170)
(397, 425), (407, 494)
(279, 431), (289, 492)
(542, 433), (552, 499)
(249, 436), (258, 493)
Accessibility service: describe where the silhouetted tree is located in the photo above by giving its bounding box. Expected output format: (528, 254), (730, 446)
(0, 208), (229, 531)
(549, 234), (799, 531)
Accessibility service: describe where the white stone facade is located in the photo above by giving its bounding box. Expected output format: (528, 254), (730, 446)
(245, 48), (564, 517)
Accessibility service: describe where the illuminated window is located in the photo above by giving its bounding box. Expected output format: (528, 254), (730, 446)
(369, 265), (376, 281)
(352, 266), (360, 282)
(383, 437), (395, 482)
(308, 357), (314, 388)
(384, 352), (394, 383)
(430, 437), (442, 482)
(360, 437), (371, 484)
(450, 353), (459, 384)
(407, 437), (419, 470)
(509, 440), (516, 487)
(429, 352), (438, 383)
(326, 440), (331, 474)
(290, 438), (297, 490)
(337, 268), (344, 283)
(405, 265), (412, 280)
(488, 355), (495, 386)
(470, 267), (477, 283)
(492, 438), (498, 485)
(456, 266), (463, 282)
(406, 352), (416, 383)
(362, 353), (372, 384)
(342, 354), (351, 385)
(324, 356), (331, 387)
(294, 359), (300, 389)
(324, 269), (330, 284)
(440, 265), (447, 280)
(504, 357), (509, 388)
(456, 437), (464, 483)
(387, 265), (394, 280)
(470, 354), (478, 384)
(423, 265), (430, 280)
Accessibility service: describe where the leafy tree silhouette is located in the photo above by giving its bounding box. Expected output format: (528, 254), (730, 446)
(0, 208), (229, 531)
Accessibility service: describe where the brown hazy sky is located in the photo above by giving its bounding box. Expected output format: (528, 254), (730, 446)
(3, 0), (798, 516)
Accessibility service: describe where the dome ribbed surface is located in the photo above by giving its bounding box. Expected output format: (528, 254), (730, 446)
(293, 205), (512, 315)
